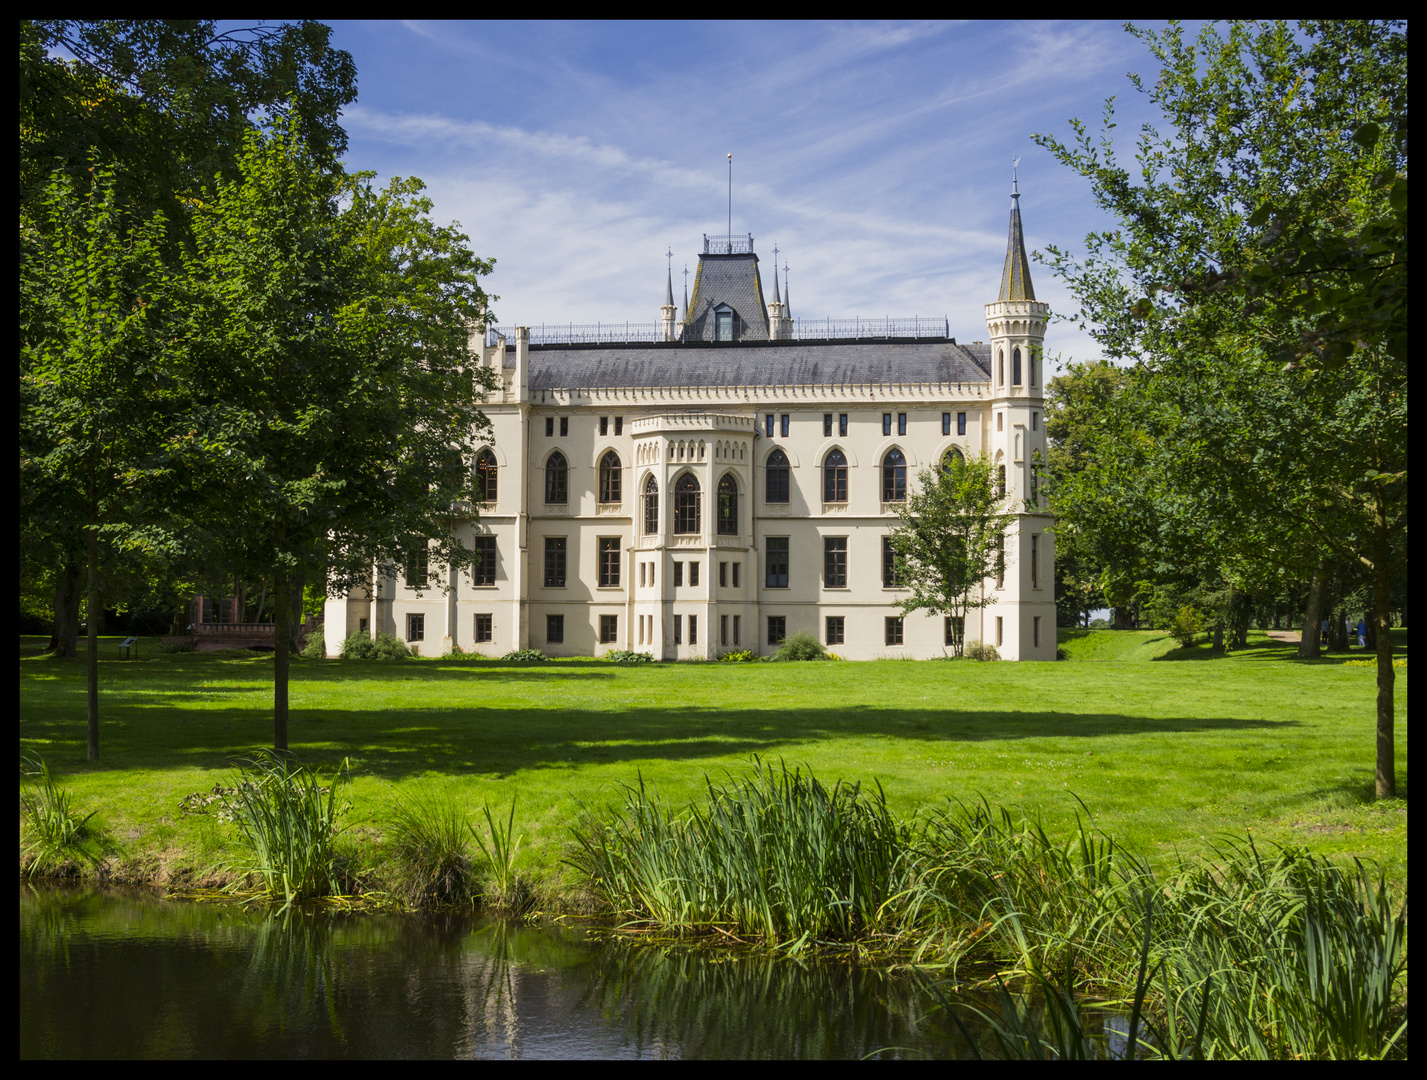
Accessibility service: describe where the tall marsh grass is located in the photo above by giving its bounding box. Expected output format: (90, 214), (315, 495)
(222, 750), (350, 907)
(19, 754), (106, 876)
(382, 798), (476, 907)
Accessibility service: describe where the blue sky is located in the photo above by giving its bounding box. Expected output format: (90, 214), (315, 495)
(324, 21), (1175, 369)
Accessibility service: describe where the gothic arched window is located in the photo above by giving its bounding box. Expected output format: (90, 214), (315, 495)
(717, 473), (739, 535)
(823, 449), (848, 503)
(998, 349), (1004, 386)
(882, 448), (907, 502)
(475, 449), (498, 503)
(996, 464), (1007, 499)
(674, 473), (701, 534)
(941, 447), (965, 473)
(544, 452), (568, 504)
(765, 449), (790, 503)
(643, 475), (659, 535)
(599, 451), (622, 503)
(1013, 347), (1023, 386)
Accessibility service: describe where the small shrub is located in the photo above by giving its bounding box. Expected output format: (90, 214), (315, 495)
(774, 632), (828, 662)
(1055, 646), (1070, 661)
(1170, 605), (1206, 648)
(159, 636), (198, 653)
(606, 650), (655, 663)
(371, 633), (411, 660)
(19, 754), (106, 876)
(719, 650), (758, 662)
(964, 640), (1000, 661)
(500, 648), (547, 662)
(299, 632), (326, 660)
(339, 632), (376, 660)
(382, 798), (476, 907)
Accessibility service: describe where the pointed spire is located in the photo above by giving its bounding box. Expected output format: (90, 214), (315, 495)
(783, 262), (791, 318)
(998, 162), (1035, 302)
(772, 243), (782, 304)
(682, 263), (690, 322)
(665, 248), (675, 306)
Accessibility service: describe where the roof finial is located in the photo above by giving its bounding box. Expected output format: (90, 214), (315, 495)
(727, 152), (733, 242)
(783, 261), (791, 318)
(682, 262), (690, 321)
(665, 247), (675, 307)
(772, 242), (782, 304)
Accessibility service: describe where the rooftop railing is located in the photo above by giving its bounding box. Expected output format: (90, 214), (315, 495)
(703, 233), (755, 254)
(489, 315), (951, 347)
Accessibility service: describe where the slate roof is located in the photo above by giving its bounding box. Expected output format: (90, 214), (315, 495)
(684, 253), (770, 341)
(523, 339), (992, 390)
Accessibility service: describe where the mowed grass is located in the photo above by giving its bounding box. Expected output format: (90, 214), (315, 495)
(17, 631), (1408, 898)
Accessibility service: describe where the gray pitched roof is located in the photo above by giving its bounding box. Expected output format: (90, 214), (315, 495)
(684, 253), (770, 341)
(524, 339), (992, 390)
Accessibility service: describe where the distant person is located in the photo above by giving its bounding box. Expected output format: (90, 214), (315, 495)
(1321, 617), (1330, 647)
(1357, 618), (1368, 649)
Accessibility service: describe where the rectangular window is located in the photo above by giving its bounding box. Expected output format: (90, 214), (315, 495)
(615, 417), (623, 435)
(601, 614), (619, 644)
(996, 616), (1003, 647)
(882, 412), (892, 436)
(545, 416), (554, 437)
(942, 412), (951, 436)
(823, 413), (833, 437)
(997, 413), (1003, 432)
(721, 614), (728, 646)
(405, 543), (429, 589)
(639, 562), (646, 588)
(475, 613), (493, 643)
(767, 616), (786, 646)
(599, 537), (621, 587)
(674, 614), (682, 645)
(544, 536), (566, 588)
(765, 413), (775, 437)
(689, 615), (697, 645)
(732, 562), (741, 588)
(957, 411), (967, 436)
(1031, 534), (1039, 589)
(408, 613), (425, 642)
(1033, 615), (1041, 649)
(559, 417), (568, 437)
(1032, 411), (1039, 431)
(839, 413), (848, 437)
(766, 538), (789, 588)
(824, 537), (847, 588)
(885, 616), (904, 645)
(600, 416), (608, 436)
(473, 537), (496, 586)
(547, 614), (564, 644)
(359, 617), (368, 634)
(996, 535), (1005, 589)
(897, 412), (907, 436)
(674, 561), (683, 587)
(733, 615), (741, 646)
(882, 536), (901, 588)
(826, 616), (844, 645)
(719, 562), (727, 588)
(780, 414), (790, 437)
(690, 561), (700, 586)
(945, 616), (964, 648)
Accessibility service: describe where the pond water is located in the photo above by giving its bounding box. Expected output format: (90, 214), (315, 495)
(20, 884), (991, 1059)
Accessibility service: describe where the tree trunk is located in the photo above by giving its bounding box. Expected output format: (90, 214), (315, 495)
(48, 550), (82, 657)
(1370, 484), (1395, 800)
(85, 520), (100, 761)
(1298, 561), (1326, 658)
(1211, 621), (1224, 653)
(273, 566), (290, 752)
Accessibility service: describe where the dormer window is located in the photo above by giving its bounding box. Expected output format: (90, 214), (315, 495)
(714, 304), (734, 341)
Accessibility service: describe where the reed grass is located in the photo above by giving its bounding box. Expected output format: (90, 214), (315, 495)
(470, 796), (527, 910)
(381, 797), (477, 907)
(19, 754), (106, 876)
(221, 750), (350, 908)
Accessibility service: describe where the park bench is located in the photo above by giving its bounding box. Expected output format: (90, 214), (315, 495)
(119, 636), (139, 659)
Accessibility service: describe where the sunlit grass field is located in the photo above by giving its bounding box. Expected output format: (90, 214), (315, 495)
(18, 630), (1408, 897)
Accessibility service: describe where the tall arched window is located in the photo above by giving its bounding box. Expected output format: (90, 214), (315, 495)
(765, 449), (790, 503)
(941, 447), (964, 473)
(882, 448), (907, 502)
(996, 464), (1007, 499)
(475, 449), (498, 503)
(643, 475), (659, 535)
(823, 449), (848, 502)
(717, 473), (739, 535)
(998, 349), (1004, 386)
(1013, 347), (1022, 386)
(599, 450), (621, 503)
(545, 452), (568, 504)
(674, 473), (701, 534)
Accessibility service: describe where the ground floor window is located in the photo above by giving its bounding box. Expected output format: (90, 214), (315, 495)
(547, 614), (564, 644)
(721, 614), (728, 646)
(826, 616), (844, 645)
(885, 616), (903, 646)
(767, 616), (786, 646)
(674, 614), (683, 644)
(689, 615), (698, 645)
(407, 613), (424, 642)
(945, 616), (964, 648)
(1033, 615), (1041, 648)
(600, 614), (618, 644)
(733, 615), (741, 646)
(474, 613), (492, 643)
(996, 616), (1003, 647)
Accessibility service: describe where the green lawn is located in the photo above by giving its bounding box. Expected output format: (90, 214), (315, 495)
(18, 630), (1408, 899)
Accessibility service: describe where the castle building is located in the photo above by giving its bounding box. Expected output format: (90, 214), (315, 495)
(324, 184), (1055, 660)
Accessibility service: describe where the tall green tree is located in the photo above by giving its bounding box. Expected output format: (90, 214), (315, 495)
(21, 165), (175, 759)
(887, 454), (1013, 657)
(177, 119), (498, 750)
(1035, 20), (1407, 797)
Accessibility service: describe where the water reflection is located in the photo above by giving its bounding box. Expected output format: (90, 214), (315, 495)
(20, 884), (985, 1059)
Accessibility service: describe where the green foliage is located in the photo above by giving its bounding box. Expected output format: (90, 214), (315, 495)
(338, 632), (408, 660)
(469, 797), (526, 910)
(500, 649), (547, 662)
(718, 650), (758, 662)
(605, 650), (655, 663)
(964, 640), (1001, 662)
(299, 631), (326, 660)
(1169, 606), (1206, 648)
(221, 750), (349, 907)
(381, 797), (476, 908)
(773, 632), (828, 662)
(887, 453), (1013, 657)
(19, 754), (106, 876)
